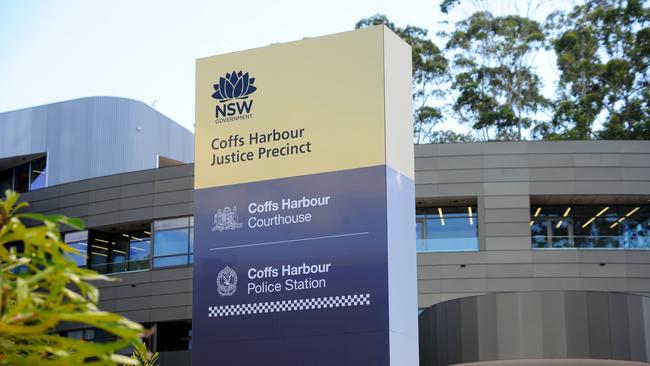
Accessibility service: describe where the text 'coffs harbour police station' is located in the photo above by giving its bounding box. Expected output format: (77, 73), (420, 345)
(209, 128), (312, 166)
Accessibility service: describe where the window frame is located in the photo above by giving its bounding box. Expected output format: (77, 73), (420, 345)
(416, 205), (479, 252)
(152, 216), (194, 269)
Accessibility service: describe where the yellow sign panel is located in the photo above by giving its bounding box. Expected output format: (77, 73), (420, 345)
(195, 26), (389, 189)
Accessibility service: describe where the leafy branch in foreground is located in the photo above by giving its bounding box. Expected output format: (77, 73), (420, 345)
(0, 190), (146, 365)
(130, 348), (159, 366)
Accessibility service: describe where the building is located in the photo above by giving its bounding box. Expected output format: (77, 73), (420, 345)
(3, 98), (650, 365)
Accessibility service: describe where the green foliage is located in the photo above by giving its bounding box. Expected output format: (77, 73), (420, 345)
(356, 15), (451, 143)
(440, 0), (461, 14)
(447, 11), (548, 140)
(129, 348), (159, 366)
(538, 0), (650, 139)
(0, 190), (146, 365)
(355, 1), (650, 142)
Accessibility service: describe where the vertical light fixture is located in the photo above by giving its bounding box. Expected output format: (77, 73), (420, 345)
(438, 207), (445, 226)
(468, 206), (473, 225)
(531, 207), (541, 226)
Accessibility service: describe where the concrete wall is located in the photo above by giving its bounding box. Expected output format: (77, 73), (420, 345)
(0, 97), (194, 186)
(419, 291), (650, 365)
(18, 140), (650, 361)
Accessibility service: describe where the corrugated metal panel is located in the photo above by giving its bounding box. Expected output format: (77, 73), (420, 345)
(0, 96), (194, 186)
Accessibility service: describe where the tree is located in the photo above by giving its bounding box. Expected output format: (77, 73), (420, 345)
(356, 15), (455, 143)
(542, 0), (650, 139)
(440, 0), (461, 14)
(0, 190), (146, 365)
(447, 11), (548, 140)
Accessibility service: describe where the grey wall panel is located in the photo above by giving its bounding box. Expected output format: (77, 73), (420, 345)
(484, 237), (530, 251)
(484, 208), (531, 223)
(159, 351), (191, 366)
(540, 291), (567, 358)
(459, 297), (479, 363)
(484, 195), (530, 209)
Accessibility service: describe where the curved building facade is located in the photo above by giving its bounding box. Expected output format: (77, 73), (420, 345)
(0, 96), (193, 190)
(3, 102), (647, 366)
(419, 291), (650, 365)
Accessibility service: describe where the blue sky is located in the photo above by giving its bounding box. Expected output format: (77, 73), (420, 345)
(0, 0), (568, 133)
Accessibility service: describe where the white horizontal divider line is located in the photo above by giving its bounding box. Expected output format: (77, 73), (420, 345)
(208, 231), (369, 251)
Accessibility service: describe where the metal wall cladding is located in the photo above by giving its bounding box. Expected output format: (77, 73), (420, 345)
(20, 140), (650, 325)
(419, 291), (650, 366)
(0, 96), (194, 186)
(415, 140), (650, 308)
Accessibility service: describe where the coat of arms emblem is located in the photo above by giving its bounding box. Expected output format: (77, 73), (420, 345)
(212, 206), (243, 232)
(217, 266), (238, 296)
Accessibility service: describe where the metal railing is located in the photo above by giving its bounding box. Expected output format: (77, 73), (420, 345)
(416, 237), (479, 252)
(533, 235), (650, 249)
(88, 259), (150, 274)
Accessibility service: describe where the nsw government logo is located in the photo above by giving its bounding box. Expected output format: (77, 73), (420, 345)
(211, 206), (243, 232)
(212, 70), (257, 124)
(217, 266), (238, 296)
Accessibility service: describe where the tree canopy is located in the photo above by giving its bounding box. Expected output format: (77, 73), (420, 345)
(447, 11), (548, 140)
(539, 0), (650, 140)
(355, 15), (460, 143)
(358, 0), (650, 143)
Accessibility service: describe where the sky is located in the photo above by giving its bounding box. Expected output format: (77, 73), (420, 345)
(0, 0), (571, 133)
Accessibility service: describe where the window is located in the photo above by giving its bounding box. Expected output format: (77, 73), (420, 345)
(0, 155), (48, 195)
(156, 320), (192, 351)
(0, 169), (12, 195)
(29, 156), (47, 191)
(64, 231), (88, 267)
(531, 205), (650, 249)
(13, 162), (29, 193)
(65, 325), (153, 355)
(65, 328), (115, 343)
(88, 229), (151, 274)
(153, 217), (193, 268)
(416, 206), (478, 252)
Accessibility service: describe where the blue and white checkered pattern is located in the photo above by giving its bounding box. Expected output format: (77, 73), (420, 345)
(208, 293), (371, 317)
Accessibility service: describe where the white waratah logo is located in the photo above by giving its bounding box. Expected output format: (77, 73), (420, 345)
(211, 206), (243, 232)
(217, 266), (238, 296)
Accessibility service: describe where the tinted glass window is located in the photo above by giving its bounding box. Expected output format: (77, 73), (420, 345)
(416, 206), (478, 252)
(0, 169), (12, 196)
(88, 230), (151, 274)
(154, 228), (189, 256)
(153, 255), (190, 267)
(29, 156), (47, 191)
(152, 217), (193, 268)
(531, 205), (650, 249)
(66, 241), (88, 267)
(157, 320), (192, 351)
(13, 162), (29, 193)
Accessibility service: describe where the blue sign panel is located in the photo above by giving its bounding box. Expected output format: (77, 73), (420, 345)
(193, 166), (394, 363)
